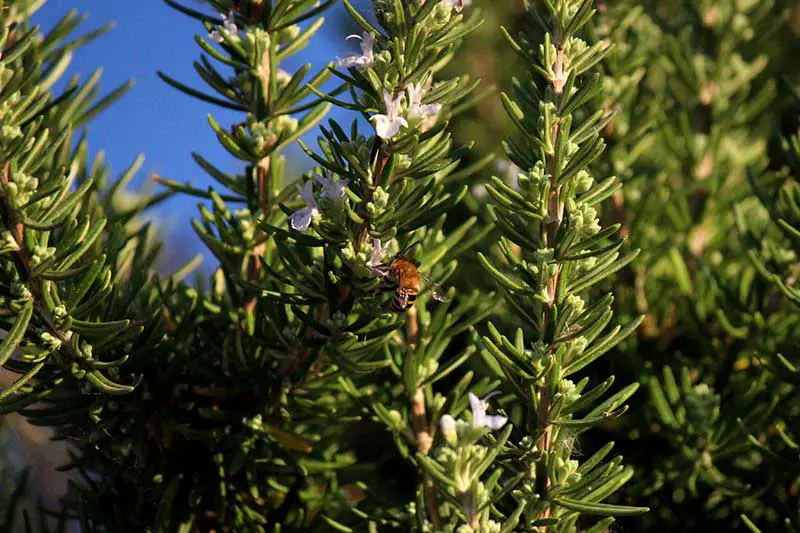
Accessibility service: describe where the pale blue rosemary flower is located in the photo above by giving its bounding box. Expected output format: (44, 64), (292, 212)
(406, 82), (442, 122)
(371, 90), (408, 140)
(289, 181), (319, 232)
(336, 31), (376, 69)
(468, 392), (508, 430)
(315, 173), (350, 201)
(209, 10), (238, 43)
(366, 238), (391, 270)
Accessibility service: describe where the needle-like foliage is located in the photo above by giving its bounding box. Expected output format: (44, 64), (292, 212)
(2, 1), (800, 532)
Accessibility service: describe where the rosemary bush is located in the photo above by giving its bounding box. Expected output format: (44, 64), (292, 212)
(1, 0), (798, 532)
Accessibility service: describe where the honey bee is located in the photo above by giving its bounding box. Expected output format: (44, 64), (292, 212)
(373, 256), (450, 312)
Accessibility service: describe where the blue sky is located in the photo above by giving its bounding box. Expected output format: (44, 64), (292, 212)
(32, 1), (361, 270)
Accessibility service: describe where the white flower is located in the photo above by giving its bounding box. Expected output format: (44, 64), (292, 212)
(314, 173), (349, 201)
(209, 10), (239, 43)
(442, 0), (471, 12)
(289, 181), (319, 232)
(468, 392), (508, 430)
(371, 90), (408, 140)
(336, 31), (376, 69)
(366, 238), (391, 268)
(406, 82), (442, 121)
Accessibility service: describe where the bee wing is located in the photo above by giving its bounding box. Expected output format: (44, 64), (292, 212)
(419, 273), (450, 303)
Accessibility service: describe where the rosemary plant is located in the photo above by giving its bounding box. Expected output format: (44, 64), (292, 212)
(2, 1), (800, 532)
(591, 2), (799, 530)
(418, 1), (648, 531)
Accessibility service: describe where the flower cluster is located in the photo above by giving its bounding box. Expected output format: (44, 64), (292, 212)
(432, 391), (508, 530)
(335, 31), (376, 69)
(209, 10), (239, 43)
(289, 174), (350, 232)
(439, 392), (508, 446)
(335, 31), (443, 140)
(371, 85), (443, 140)
(333, 0), (473, 70)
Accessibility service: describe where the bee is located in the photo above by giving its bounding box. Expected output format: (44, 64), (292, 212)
(373, 256), (450, 312)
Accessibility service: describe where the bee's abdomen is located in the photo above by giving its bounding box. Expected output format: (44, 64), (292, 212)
(391, 288), (417, 312)
(390, 298), (408, 313)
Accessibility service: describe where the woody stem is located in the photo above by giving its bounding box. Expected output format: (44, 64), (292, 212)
(537, 34), (566, 527)
(0, 163), (81, 364)
(407, 306), (439, 526)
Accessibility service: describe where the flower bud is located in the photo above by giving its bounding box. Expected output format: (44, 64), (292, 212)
(439, 414), (458, 446)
